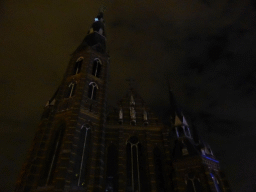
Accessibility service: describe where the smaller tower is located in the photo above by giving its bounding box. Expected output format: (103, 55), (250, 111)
(168, 84), (231, 192)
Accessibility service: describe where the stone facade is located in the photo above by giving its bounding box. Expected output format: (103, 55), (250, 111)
(15, 11), (231, 192)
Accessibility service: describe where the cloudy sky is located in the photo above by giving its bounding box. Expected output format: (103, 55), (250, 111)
(1, 0), (256, 191)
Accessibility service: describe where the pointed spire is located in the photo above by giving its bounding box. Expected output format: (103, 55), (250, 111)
(130, 94), (135, 106)
(73, 8), (107, 54)
(167, 78), (178, 124)
(191, 123), (200, 144)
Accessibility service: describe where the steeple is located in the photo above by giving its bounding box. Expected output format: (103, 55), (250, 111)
(168, 79), (183, 125)
(169, 87), (231, 192)
(15, 9), (110, 192)
(74, 10), (107, 54)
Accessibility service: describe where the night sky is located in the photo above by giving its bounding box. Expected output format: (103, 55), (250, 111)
(1, 0), (256, 191)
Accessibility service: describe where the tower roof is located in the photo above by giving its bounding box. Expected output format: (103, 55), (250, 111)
(73, 10), (106, 54)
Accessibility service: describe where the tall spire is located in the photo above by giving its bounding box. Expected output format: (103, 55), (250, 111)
(168, 79), (179, 124)
(74, 9), (107, 54)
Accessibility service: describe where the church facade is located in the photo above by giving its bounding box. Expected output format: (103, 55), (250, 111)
(15, 11), (231, 192)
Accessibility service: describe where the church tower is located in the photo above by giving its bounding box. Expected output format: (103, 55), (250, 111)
(168, 88), (231, 192)
(15, 10), (109, 192)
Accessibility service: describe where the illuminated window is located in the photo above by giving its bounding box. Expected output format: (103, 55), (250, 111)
(88, 82), (98, 100)
(40, 123), (66, 185)
(66, 82), (77, 98)
(73, 124), (92, 187)
(74, 57), (83, 75)
(126, 137), (148, 192)
(92, 58), (102, 78)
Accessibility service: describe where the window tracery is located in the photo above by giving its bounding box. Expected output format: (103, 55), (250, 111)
(66, 82), (77, 98)
(92, 58), (102, 78)
(88, 82), (98, 100)
(40, 123), (66, 186)
(126, 137), (140, 192)
(185, 172), (202, 192)
(73, 123), (92, 187)
(74, 57), (83, 75)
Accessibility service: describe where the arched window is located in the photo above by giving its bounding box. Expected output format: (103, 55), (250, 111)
(66, 82), (77, 98)
(126, 137), (148, 192)
(73, 124), (92, 187)
(154, 147), (166, 192)
(92, 58), (102, 78)
(185, 172), (202, 192)
(73, 57), (83, 75)
(177, 126), (185, 137)
(105, 145), (118, 192)
(88, 82), (98, 100)
(40, 123), (66, 185)
(210, 173), (223, 192)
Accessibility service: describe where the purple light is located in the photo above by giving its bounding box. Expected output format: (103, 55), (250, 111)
(203, 155), (219, 163)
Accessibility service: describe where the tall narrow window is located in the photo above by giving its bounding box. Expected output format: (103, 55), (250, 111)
(105, 145), (118, 192)
(154, 147), (165, 192)
(73, 124), (91, 187)
(88, 82), (98, 100)
(126, 137), (147, 192)
(65, 82), (77, 98)
(40, 123), (66, 186)
(73, 57), (83, 75)
(92, 58), (102, 78)
(210, 173), (223, 192)
(177, 126), (185, 137)
(185, 172), (202, 192)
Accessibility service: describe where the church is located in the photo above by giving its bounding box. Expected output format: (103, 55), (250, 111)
(15, 10), (231, 192)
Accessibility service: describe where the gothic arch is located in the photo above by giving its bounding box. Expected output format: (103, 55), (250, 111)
(72, 123), (92, 187)
(185, 172), (202, 192)
(73, 57), (84, 75)
(177, 126), (185, 137)
(39, 122), (66, 186)
(126, 136), (148, 192)
(65, 81), (77, 98)
(92, 58), (102, 78)
(88, 82), (98, 100)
